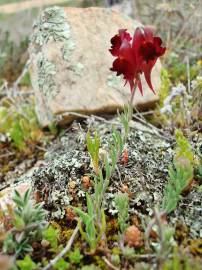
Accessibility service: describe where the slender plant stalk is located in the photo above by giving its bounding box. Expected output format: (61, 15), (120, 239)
(130, 82), (137, 107)
(42, 225), (79, 270)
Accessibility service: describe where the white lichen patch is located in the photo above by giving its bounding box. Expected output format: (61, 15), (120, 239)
(62, 39), (76, 61)
(71, 62), (84, 76)
(30, 6), (78, 100)
(32, 6), (71, 46)
(107, 74), (123, 88)
(37, 53), (57, 99)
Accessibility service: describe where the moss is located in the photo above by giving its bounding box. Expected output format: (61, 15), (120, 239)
(189, 239), (202, 256)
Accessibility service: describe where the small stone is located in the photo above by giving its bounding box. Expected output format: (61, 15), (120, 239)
(65, 207), (76, 221)
(29, 7), (162, 127)
(0, 255), (12, 270)
(41, 239), (50, 248)
(124, 225), (142, 247)
(0, 182), (31, 211)
(68, 180), (76, 189)
(82, 175), (91, 189)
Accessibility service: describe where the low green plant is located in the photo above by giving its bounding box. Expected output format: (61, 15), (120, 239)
(3, 189), (47, 256)
(174, 130), (194, 165)
(20, 72), (31, 87)
(111, 254), (120, 266)
(162, 247), (201, 270)
(0, 101), (43, 150)
(54, 258), (70, 270)
(42, 225), (60, 252)
(162, 163), (193, 213)
(167, 53), (200, 83)
(122, 247), (136, 260)
(68, 248), (83, 264)
(16, 255), (38, 270)
(81, 264), (100, 270)
(162, 130), (194, 213)
(114, 193), (129, 234)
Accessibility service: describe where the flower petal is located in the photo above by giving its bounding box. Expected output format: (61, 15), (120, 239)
(143, 27), (154, 41)
(142, 62), (156, 93)
(137, 78), (143, 96)
(132, 27), (145, 70)
(109, 29), (132, 57)
(153, 37), (166, 56)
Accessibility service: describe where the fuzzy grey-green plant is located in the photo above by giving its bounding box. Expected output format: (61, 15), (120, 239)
(73, 193), (106, 253)
(145, 208), (175, 268)
(114, 193), (129, 233)
(3, 189), (47, 256)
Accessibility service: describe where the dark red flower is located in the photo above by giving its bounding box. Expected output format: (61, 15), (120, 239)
(109, 29), (132, 56)
(109, 27), (166, 95)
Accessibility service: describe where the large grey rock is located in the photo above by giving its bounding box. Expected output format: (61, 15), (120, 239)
(29, 6), (162, 127)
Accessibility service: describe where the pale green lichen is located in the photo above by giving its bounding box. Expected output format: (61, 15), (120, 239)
(107, 74), (123, 88)
(32, 6), (71, 47)
(62, 39), (76, 61)
(37, 53), (57, 98)
(31, 6), (86, 99)
(31, 6), (76, 62)
(71, 62), (84, 76)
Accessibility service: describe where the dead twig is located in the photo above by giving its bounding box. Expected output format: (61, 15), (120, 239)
(60, 111), (173, 142)
(102, 256), (120, 270)
(12, 59), (31, 97)
(42, 225), (79, 270)
(145, 209), (166, 251)
(132, 114), (172, 142)
(186, 56), (191, 94)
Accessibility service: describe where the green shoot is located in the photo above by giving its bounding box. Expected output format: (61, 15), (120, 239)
(162, 130), (194, 213)
(118, 105), (133, 144)
(73, 193), (106, 253)
(86, 131), (100, 175)
(174, 129), (194, 165)
(162, 163), (193, 213)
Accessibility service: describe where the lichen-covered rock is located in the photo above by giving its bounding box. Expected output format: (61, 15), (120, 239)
(29, 6), (162, 126)
(12, 119), (202, 237)
(29, 120), (173, 220)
